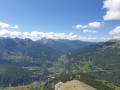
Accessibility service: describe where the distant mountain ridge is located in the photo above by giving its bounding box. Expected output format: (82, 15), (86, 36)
(37, 38), (94, 53)
(0, 37), (62, 66)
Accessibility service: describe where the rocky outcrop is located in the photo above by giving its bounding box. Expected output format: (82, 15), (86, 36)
(55, 82), (64, 90)
(55, 80), (96, 90)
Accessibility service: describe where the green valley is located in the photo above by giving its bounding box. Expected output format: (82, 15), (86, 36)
(0, 38), (120, 90)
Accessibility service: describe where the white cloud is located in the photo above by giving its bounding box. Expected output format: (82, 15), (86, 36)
(0, 30), (87, 41)
(0, 30), (109, 42)
(88, 22), (103, 28)
(83, 29), (98, 33)
(109, 26), (120, 35)
(103, 0), (120, 20)
(109, 26), (120, 39)
(0, 22), (18, 29)
(73, 22), (103, 29)
(11, 25), (19, 29)
(113, 36), (120, 39)
(72, 25), (88, 29)
(0, 30), (22, 38)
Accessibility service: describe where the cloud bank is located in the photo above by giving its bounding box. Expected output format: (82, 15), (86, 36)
(0, 22), (18, 29)
(0, 30), (109, 42)
(103, 0), (120, 20)
(0, 30), (86, 41)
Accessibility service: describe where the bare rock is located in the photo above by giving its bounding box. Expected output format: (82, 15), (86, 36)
(55, 80), (97, 90)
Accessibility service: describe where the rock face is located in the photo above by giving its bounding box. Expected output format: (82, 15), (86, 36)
(55, 82), (64, 90)
(55, 80), (96, 90)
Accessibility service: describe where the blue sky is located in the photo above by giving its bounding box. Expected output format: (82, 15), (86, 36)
(0, 0), (120, 41)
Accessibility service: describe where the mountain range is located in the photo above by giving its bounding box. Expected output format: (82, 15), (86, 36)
(0, 37), (93, 87)
(0, 37), (120, 90)
(37, 38), (94, 53)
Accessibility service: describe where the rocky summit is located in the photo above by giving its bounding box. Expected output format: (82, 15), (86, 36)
(55, 80), (96, 90)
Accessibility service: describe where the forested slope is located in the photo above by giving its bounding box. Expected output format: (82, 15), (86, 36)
(65, 39), (120, 85)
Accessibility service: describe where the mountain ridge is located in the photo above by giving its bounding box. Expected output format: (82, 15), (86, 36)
(0, 37), (94, 87)
(64, 39), (120, 85)
(37, 38), (94, 53)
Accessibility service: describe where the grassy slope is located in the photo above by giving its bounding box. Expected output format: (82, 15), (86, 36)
(65, 40), (120, 85)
